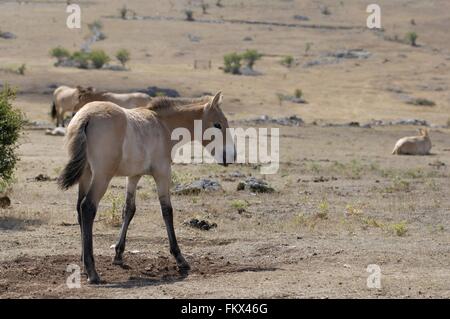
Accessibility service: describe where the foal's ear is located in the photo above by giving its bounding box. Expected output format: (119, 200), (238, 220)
(207, 91), (223, 110)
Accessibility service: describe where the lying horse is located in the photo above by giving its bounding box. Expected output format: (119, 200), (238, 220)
(58, 92), (235, 284)
(392, 128), (432, 155)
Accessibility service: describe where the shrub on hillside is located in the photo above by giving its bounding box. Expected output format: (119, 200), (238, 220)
(89, 49), (110, 69)
(0, 85), (24, 190)
(223, 52), (242, 74)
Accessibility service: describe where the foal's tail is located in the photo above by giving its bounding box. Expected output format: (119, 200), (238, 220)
(57, 117), (89, 190)
(51, 101), (57, 119)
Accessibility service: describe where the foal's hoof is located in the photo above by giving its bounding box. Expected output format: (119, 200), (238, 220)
(87, 275), (101, 285)
(112, 257), (124, 266)
(177, 261), (191, 272)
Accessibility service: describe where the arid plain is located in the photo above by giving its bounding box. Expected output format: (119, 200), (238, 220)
(0, 0), (449, 298)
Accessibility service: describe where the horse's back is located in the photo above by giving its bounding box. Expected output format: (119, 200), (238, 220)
(106, 92), (151, 109)
(71, 101), (128, 175)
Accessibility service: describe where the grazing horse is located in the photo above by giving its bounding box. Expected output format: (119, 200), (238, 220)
(51, 86), (85, 127)
(57, 92), (235, 284)
(78, 88), (214, 110)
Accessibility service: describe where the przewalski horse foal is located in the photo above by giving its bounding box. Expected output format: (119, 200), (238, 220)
(57, 92), (235, 284)
(392, 128), (432, 155)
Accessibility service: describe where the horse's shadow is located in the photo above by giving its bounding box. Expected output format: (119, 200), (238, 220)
(99, 264), (190, 289)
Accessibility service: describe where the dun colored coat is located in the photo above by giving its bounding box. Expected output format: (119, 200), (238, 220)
(57, 92), (235, 284)
(392, 128), (432, 155)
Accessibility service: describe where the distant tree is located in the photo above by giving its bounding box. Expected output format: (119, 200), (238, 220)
(119, 5), (128, 19)
(115, 49), (130, 67)
(281, 55), (294, 68)
(305, 42), (313, 55)
(185, 10), (194, 21)
(320, 5), (331, 15)
(406, 32), (418, 46)
(89, 49), (110, 69)
(241, 49), (262, 70)
(50, 46), (71, 63)
(17, 64), (26, 75)
(201, 1), (209, 14)
(71, 51), (90, 69)
(223, 52), (242, 74)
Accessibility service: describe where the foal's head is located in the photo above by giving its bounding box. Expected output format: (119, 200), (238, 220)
(201, 92), (236, 166)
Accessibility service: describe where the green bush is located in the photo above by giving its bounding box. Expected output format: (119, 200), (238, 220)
(406, 32), (418, 46)
(71, 51), (90, 69)
(115, 49), (130, 67)
(294, 89), (303, 99)
(17, 64), (26, 75)
(119, 5), (128, 19)
(185, 10), (194, 21)
(241, 49), (262, 69)
(0, 85), (24, 188)
(223, 52), (242, 74)
(50, 46), (71, 62)
(89, 49), (110, 69)
(281, 55), (294, 68)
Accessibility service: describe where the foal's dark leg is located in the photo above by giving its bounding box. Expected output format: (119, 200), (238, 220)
(113, 175), (141, 265)
(76, 170), (92, 262)
(80, 177), (110, 284)
(154, 171), (190, 271)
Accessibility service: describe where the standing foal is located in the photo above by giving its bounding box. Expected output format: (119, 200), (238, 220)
(58, 92), (235, 284)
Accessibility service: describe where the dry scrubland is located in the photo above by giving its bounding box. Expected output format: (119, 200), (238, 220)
(0, 0), (449, 298)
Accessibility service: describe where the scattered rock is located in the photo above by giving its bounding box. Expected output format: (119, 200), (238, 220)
(239, 66), (262, 76)
(237, 177), (274, 193)
(229, 171), (246, 178)
(313, 176), (338, 183)
(45, 127), (66, 136)
(187, 34), (201, 42)
(102, 64), (127, 71)
(304, 49), (371, 68)
(173, 179), (222, 195)
(278, 94), (308, 104)
(142, 86), (180, 98)
(234, 115), (304, 127)
(326, 49), (371, 59)
(34, 174), (52, 182)
(0, 196), (11, 208)
(293, 15), (310, 21)
(0, 31), (16, 39)
(407, 98), (436, 107)
(429, 160), (445, 168)
(322, 118), (432, 128)
(184, 218), (217, 231)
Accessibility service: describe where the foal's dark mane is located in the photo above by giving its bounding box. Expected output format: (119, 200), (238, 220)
(147, 96), (212, 115)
